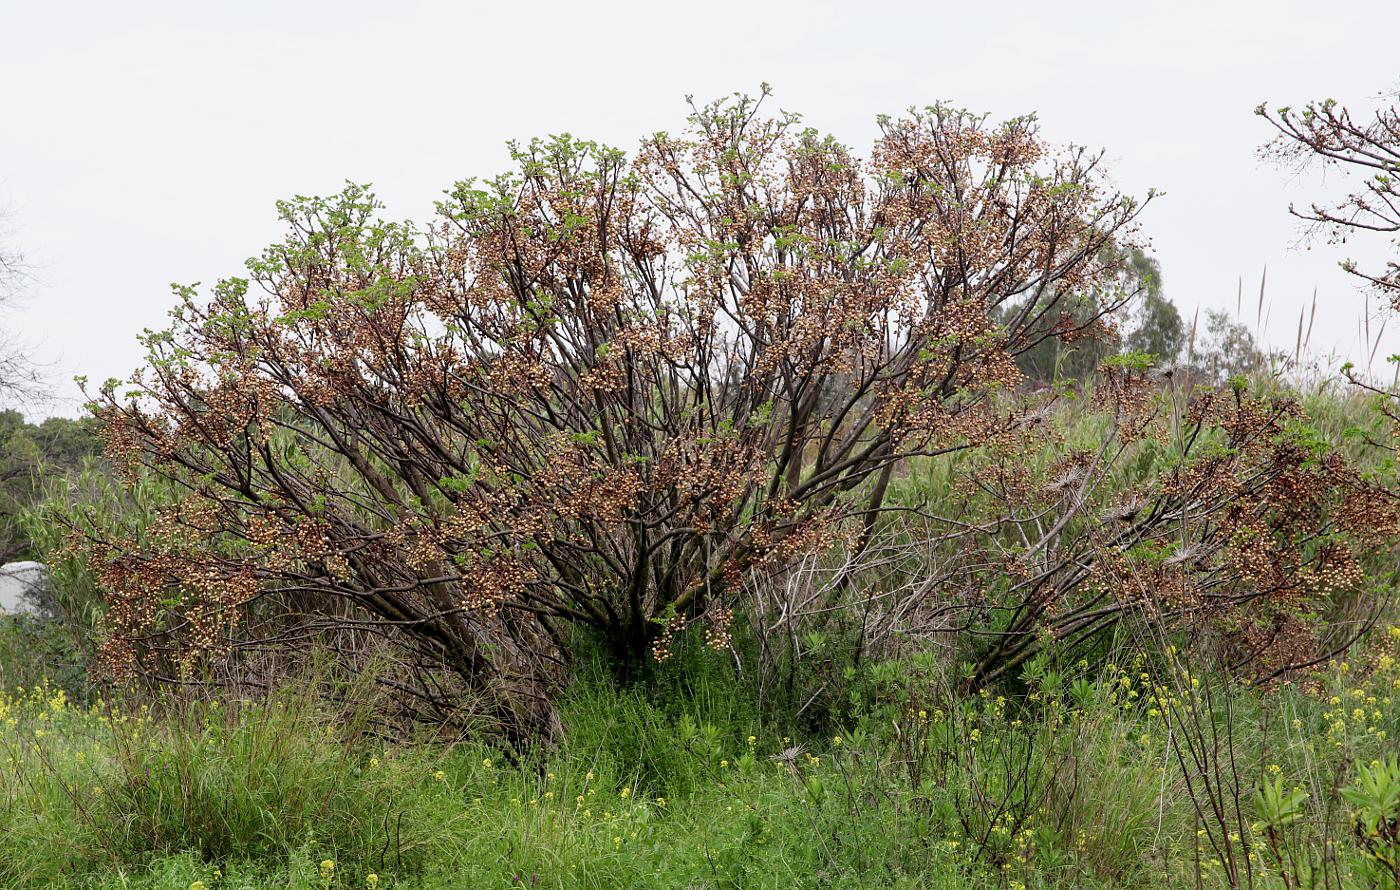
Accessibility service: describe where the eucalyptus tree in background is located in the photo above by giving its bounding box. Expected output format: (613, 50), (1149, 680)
(1182, 310), (1274, 383)
(1121, 249), (1185, 364)
(0, 411), (99, 563)
(1011, 245), (1184, 384)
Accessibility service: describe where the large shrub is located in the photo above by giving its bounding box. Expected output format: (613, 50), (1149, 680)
(734, 372), (1400, 720)
(68, 94), (1151, 734)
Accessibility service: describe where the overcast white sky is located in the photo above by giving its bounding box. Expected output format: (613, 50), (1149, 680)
(1, 0), (1396, 416)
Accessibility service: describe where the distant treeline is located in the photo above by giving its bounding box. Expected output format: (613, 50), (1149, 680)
(0, 411), (99, 562)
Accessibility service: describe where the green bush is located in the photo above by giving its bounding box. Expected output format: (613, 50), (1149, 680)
(0, 612), (89, 701)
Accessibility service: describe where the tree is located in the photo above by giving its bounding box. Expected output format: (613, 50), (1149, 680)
(0, 412), (99, 562)
(1184, 310), (1276, 383)
(1258, 92), (1400, 307)
(1259, 90), (1400, 439)
(1010, 246), (1183, 384)
(0, 215), (42, 407)
(0, 214), (66, 562)
(1121, 249), (1184, 364)
(73, 94), (1150, 735)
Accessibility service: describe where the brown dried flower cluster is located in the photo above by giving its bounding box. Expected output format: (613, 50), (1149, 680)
(937, 381), (1399, 687)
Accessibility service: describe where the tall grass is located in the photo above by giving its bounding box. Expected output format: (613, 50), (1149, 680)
(0, 634), (1397, 888)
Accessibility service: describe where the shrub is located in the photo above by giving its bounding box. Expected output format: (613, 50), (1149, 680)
(733, 374), (1400, 706)
(68, 92), (1149, 734)
(0, 611), (89, 700)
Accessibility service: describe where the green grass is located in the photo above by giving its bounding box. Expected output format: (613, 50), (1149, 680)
(0, 665), (973, 889)
(1, 636), (1398, 889)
